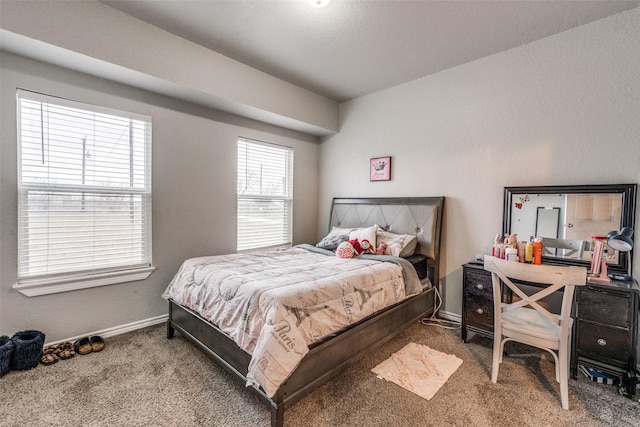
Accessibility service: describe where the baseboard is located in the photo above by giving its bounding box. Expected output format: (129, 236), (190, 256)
(46, 314), (168, 346)
(437, 310), (461, 323)
(47, 311), (459, 346)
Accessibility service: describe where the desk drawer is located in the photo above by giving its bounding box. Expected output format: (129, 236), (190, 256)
(577, 322), (631, 367)
(463, 265), (494, 335)
(465, 270), (492, 297)
(466, 297), (494, 328)
(578, 289), (630, 328)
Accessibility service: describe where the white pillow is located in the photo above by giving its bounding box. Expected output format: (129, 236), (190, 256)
(316, 227), (355, 250)
(376, 229), (417, 257)
(349, 225), (378, 248)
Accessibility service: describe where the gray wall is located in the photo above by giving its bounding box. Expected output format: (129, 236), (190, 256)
(0, 52), (320, 341)
(0, 0), (338, 136)
(1, 6), (639, 339)
(318, 8), (640, 319)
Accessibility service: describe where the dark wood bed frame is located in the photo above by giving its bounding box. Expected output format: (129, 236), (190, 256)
(167, 196), (445, 426)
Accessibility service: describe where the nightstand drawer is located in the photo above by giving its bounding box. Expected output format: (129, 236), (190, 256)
(578, 289), (630, 328)
(577, 322), (631, 366)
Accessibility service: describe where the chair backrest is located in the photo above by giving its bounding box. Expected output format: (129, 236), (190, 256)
(484, 256), (587, 333)
(540, 237), (588, 259)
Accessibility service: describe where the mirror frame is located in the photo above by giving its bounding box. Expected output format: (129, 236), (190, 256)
(503, 184), (637, 274)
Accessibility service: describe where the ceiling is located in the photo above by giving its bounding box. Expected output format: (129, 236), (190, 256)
(101, 0), (638, 103)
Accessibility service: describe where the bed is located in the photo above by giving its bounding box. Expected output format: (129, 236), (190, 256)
(165, 196), (445, 426)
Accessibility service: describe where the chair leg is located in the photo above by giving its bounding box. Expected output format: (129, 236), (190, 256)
(545, 349), (560, 383)
(499, 338), (509, 364)
(491, 336), (502, 383)
(558, 344), (569, 410)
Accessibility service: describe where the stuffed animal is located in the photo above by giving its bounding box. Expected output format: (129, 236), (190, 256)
(348, 239), (364, 255)
(336, 241), (356, 258)
(504, 233), (518, 248)
(360, 239), (374, 254)
(375, 241), (387, 255)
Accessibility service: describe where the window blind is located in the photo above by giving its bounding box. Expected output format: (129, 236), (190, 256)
(17, 90), (152, 281)
(237, 138), (293, 251)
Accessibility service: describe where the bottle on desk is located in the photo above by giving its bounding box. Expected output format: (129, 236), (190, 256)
(532, 237), (543, 265)
(505, 247), (518, 262)
(517, 241), (526, 263)
(525, 240), (533, 263)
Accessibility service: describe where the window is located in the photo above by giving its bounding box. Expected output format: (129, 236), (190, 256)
(15, 90), (153, 296)
(237, 138), (293, 251)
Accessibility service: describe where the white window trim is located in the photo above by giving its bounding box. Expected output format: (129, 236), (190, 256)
(12, 266), (155, 297)
(237, 137), (293, 251)
(15, 89), (154, 296)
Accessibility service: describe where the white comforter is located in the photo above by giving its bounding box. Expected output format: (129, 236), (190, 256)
(162, 244), (422, 397)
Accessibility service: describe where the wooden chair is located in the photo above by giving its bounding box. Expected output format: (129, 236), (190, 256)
(483, 256), (587, 410)
(540, 237), (588, 259)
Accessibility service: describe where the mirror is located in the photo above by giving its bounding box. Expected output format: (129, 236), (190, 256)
(503, 184), (637, 274)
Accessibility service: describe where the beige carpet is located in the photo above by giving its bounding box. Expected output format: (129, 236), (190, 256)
(372, 342), (463, 400)
(0, 322), (638, 426)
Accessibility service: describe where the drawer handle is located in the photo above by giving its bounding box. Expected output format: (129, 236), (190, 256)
(597, 338), (607, 346)
(475, 308), (484, 315)
(475, 284), (484, 290)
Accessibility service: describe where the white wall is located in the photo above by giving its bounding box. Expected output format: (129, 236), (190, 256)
(0, 52), (319, 341)
(318, 8), (640, 317)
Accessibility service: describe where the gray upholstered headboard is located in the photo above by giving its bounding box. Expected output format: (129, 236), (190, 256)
(328, 197), (445, 288)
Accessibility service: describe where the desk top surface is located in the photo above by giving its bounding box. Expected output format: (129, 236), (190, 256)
(465, 260), (640, 294)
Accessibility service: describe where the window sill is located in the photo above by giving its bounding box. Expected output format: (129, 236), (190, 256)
(12, 266), (156, 297)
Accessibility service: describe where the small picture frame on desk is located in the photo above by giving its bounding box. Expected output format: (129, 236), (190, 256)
(370, 156), (391, 181)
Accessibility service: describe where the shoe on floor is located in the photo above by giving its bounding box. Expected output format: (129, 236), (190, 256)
(89, 336), (105, 352)
(40, 352), (58, 365)
(73, 337), (92, 355)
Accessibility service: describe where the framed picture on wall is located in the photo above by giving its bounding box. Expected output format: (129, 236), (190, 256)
(370, 156), (391, 181)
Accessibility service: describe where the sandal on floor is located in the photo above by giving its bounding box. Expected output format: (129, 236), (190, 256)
(43, 346), (57, 355)
(73, 337), (92, 355)
(41, 352), (58, 365)
(55, 341), (73, 352)
(49, 341), (71, 356)
(89, 336), (105, 352)
(58, 348), (75, 360)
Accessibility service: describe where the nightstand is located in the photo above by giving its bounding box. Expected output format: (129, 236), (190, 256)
(571, 278), (639, 397)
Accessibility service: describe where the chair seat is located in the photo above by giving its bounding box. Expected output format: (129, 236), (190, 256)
(501, 306), (572, 349)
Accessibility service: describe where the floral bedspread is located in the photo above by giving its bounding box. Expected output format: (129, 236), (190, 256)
(162, 244), (422, 397)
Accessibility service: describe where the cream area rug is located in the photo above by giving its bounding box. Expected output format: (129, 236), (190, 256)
(371, 342), (463, 400)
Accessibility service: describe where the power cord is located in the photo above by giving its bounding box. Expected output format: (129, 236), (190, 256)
(420, 285), (461, 330)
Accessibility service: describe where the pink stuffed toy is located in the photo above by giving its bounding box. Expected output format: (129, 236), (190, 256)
(376, 242), (387, 255)
(336, 241), (356, 258)
(504, 233), (518, 248)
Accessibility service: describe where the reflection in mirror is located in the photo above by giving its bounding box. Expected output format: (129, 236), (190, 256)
(503, 184), (637, 275)
(535, 207), (560, 239)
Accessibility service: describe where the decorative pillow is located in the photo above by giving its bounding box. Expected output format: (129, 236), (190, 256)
(376, 229), (417, 257)
(316, 227), (355, 250)
(349, 225), (378, 249)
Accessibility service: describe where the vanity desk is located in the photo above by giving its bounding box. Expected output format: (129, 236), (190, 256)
(463, 183), (639, 396)
(461, 263), (639, 396)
